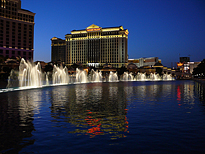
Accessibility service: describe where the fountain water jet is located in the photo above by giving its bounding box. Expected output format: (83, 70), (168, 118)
(6, 69), (19, 88)
(1, 60), (176, 93)
(89, 69), (102, 82)
(109, 72), (118, 82)
(163, 73), (174, 80)
(19, 59), (42, 87)
(135, 72), (147, 81)
(52, 65), (69, 84)
(76, 68), (88, 83)
(122, 72), (134, 81)
(149, 73), (161, 81)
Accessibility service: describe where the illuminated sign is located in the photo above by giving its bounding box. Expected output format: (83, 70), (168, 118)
(177, 63), (183, 67)
(87, 28), (101, 32)
(125, 31), (129, 35)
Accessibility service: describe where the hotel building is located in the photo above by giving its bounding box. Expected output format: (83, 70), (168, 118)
(51, 24), (128, 68)
(0, 0), (35, 60)
(128, 57), (161, 68)
(50, 37), (66, 63)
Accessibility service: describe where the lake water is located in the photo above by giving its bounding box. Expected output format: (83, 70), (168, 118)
(0, 80), (205, 153)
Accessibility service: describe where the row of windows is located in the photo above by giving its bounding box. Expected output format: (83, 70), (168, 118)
(71, 31), (120, 38)
(1, 22), (33, 29)
(0, 49), (32, 56)
(69, 42), (120, 48)
(70, 43), (124, 48)
(0, 12), (34, 23)
(0, 1), (17, 7)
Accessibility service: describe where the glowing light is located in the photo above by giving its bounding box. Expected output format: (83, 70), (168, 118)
(86, 28), (101, 32)
(177, 63), (183, 67)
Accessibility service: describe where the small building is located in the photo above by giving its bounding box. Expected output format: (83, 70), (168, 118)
(128, 57), (161, 68)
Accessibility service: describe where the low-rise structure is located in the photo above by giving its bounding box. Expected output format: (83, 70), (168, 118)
(128, 57), (161, 68)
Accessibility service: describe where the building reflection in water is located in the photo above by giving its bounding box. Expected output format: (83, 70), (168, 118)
(49, 81), (205, 139)
(176, 81), (196, 110)
(1, 81), (205, 152)
(50, 83), (129, 139)
(0, 90), (39, 153)
(194, 81), (205, 104)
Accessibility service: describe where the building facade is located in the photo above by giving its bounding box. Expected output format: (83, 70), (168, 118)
(51, 24), (128, 68)
(128, 57), (161, 68)
(180, 57), (190, 63)
(51, 37), (66, 63)
(0, 0), (35, 60)
(177, 61), (200, 74)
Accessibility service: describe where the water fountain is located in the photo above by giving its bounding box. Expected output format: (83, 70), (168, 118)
(163, 73), (174, 80)
(1, 59), (175, 93)
(52, 65), (69, 84)
(109, 72), (118, 82)
(89, 69), (102, 82)
(122, 72), (134, 81)
(135, 72), (147, 81)
(18, 58), (43, 87)
(149, 73), (161, 81)
(6, 69), (19, 88)
(5, 59), (70, 91)
(135, 72), (174, 81)
(76, 68), (88, 83)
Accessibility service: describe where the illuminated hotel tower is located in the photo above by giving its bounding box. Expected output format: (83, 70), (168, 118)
(0, 0), (35, 60)
(52, 24), (128, 68)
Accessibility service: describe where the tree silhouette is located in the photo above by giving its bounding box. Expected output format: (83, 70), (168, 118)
(193, 59), (205, 78)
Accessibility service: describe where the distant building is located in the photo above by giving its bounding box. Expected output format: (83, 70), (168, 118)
(128, 57), (161, 68)
(177, 57), (200, 74)
(177, 61), (200, 74)
(0, 0), (35, 60)
(51, 24), (129, 68)
(51, 37), (66, 63)
(180, 57), (190, 63)
(188, 62), (200, 74)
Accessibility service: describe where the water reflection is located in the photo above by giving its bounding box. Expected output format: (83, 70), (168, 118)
(50, 83), (129, 139)
(1, 81), (205, 153)
(49, 81), (205, 139)
(0, 90), (37, 153)
(194, 81), (205, 104)
(176, 81), (196, 110)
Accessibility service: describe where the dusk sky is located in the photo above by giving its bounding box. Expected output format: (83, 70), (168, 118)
(22, 0), (205, 67)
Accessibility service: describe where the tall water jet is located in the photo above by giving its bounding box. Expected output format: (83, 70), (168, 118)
(6, 69), (19, 88)
(149, 73), (161, 81)
(109, 72), (118, 82)
(135, 72), (147, 81)
(89, 69), (102, 82)
(52, 65), (69, 84)
(163, 73), (173, 80)
(46, 73), (49, 85)
(76, 68), (88, 83)
(19, 58), (42, 87)
(122, 72), (134, 81)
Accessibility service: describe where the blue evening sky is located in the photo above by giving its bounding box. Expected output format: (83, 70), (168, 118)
(21, 0), (205, 67)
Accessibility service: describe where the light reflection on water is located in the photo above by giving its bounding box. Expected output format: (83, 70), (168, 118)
(0, 80), (205, 153)
(50, 83), (128, 139)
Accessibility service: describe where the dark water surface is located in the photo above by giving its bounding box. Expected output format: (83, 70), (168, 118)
(0, 80), (205, 153)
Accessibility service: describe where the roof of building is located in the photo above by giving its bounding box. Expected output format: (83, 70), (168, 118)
(21, 8), (32, 13)
(153, 62), (163, 67)
(65, 24), (128, 35)
(127, 63), (137, 69)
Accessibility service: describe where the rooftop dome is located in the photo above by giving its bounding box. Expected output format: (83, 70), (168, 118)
(127, 63), (137, 69)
